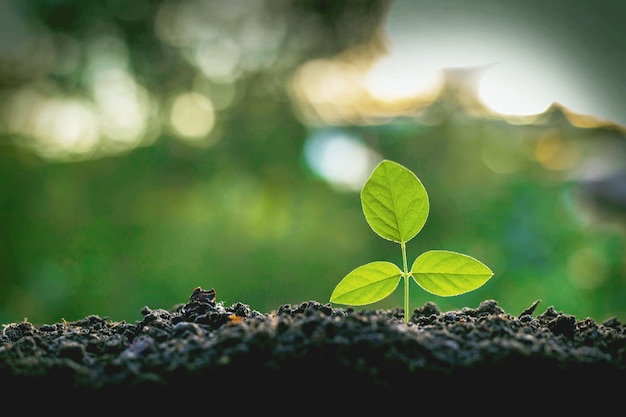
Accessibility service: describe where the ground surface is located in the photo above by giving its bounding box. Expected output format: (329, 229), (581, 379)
(1, 287), (624, 409)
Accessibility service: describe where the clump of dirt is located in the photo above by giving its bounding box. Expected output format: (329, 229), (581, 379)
(1, 287), (624, 405)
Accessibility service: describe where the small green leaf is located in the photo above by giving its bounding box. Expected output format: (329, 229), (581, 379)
(361, 160), (429, 243)
(330, 261), (403, 305)
(331, 159), (495, 322)
(411, 250), (494, 296)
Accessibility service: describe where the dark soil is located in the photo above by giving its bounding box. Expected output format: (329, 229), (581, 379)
(1, 287), (624, 409)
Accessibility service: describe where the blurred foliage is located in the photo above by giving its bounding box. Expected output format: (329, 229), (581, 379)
(1, 0), (625, 325)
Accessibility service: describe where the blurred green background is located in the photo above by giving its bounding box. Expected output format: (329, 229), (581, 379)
(1, 0), (625, 325)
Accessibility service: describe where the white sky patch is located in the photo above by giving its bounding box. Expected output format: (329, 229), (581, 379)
(478, 62), (556, 116)
(366, 0), (590, 118)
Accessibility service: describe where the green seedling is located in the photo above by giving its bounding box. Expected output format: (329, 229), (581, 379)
(330, 159), (494, 323)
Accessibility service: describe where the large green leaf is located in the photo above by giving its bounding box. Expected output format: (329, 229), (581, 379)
(330, 261), (403, 305)
(361, 160), (429, 243)
(411, 250), (494, 296)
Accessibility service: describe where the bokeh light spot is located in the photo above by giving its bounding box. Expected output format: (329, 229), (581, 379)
(304, 129), (381, 192)
(33, 98), (100, 156)
(91, 69), (150, 145)
(194, 38), (241, 82)
(293, 59), (361, 105)
(290, 59), (366, 125)
(534, 130), (580, 171)
(170, 92), (215, 140)
(364, 56), (443, 102)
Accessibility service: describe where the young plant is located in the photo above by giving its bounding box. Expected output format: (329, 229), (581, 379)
(330, 159), (494, 323)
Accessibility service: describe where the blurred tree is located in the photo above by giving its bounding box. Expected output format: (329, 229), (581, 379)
(0, 0), (394, 323)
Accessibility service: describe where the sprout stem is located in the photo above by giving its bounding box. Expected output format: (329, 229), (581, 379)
(401, 241), (409, 323)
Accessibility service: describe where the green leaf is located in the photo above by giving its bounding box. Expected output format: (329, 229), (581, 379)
(330, 261), (403, 305)
(411, 250), (494, 297)
(361, 160), (429, 243)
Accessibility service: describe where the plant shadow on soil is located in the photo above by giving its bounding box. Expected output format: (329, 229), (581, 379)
(1, 287), (624, 410)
